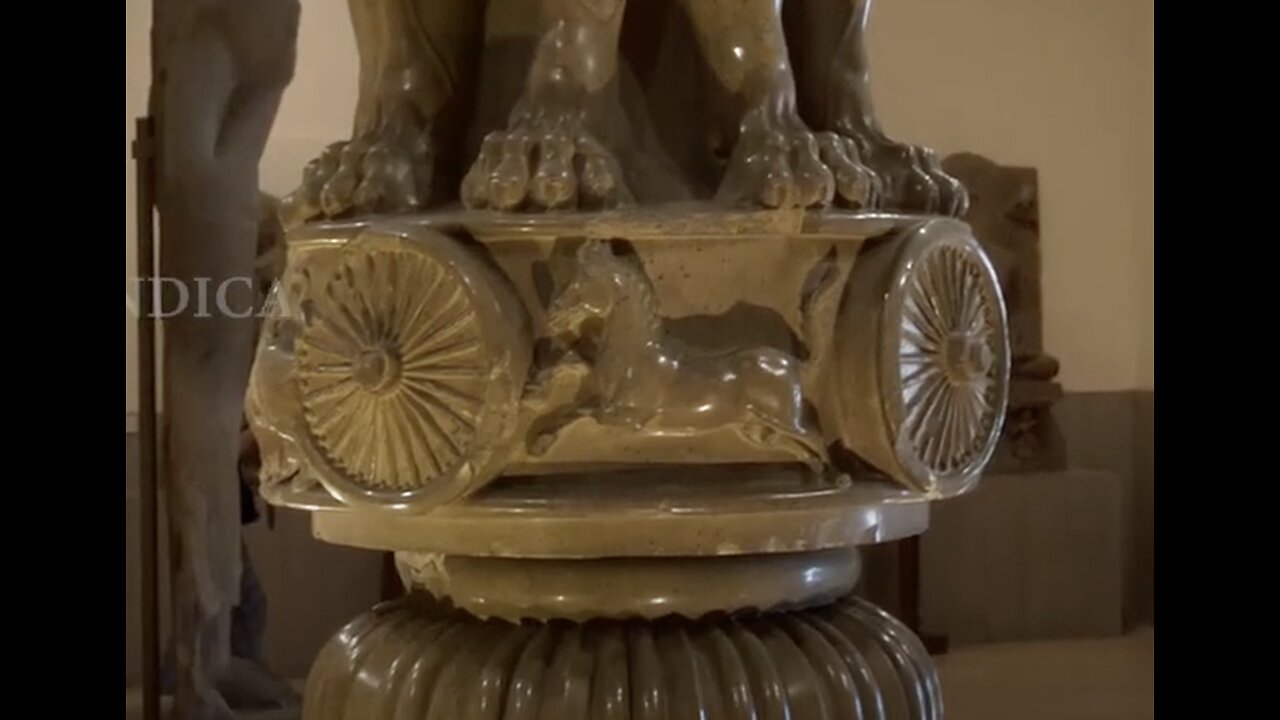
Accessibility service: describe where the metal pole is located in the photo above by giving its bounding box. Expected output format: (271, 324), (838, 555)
(138, 0), (167, 714)
(132, 115), (161, 720)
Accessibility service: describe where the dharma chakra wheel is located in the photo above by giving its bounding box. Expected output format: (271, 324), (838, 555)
(290, 229), (531, 511)
(836, 219), (1010, 496)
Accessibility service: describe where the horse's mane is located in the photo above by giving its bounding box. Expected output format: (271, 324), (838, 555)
(582, 243), (662, 338)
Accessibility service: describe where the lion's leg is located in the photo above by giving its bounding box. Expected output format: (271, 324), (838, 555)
(820, 0), (968, 215)
(678, 0), (877, 210)
(281, 0), (485, 227)
(461, 0), (632, 211)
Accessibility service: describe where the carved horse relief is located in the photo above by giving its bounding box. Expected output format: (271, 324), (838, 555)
(536, 241), (828, 468)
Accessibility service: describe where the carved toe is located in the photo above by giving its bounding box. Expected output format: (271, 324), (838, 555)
(917, 148), (969, 216)
(576, 135), (628, 208)
(283, 108), (433, 227)
(529, 134), (578, 210)
(319, 140), (369, 217)
(840, 136), (973, 216)
(352, 144), (418, 214)
(462, 127), (629, 212)
(489, 133), (535, 211)
(817, 132), (877, 209)
(719, 120), (848, 210)
(790, 133), (836, 208)
(757, 137), (796, 208)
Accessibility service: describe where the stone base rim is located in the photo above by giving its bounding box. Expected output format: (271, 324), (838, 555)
(395, 549), (863, 622)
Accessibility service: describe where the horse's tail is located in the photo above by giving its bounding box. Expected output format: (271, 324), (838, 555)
(799, 248), (843, 393)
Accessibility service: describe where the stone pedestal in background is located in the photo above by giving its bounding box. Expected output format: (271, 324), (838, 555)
(920, 470), (1124, 645)
(943, 153), (1065, 476)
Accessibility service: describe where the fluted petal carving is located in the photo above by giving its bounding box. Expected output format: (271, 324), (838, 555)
(304, 595), (941, 720)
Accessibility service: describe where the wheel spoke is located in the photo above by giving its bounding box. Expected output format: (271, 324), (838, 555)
(295, 243), (488, 491)
(893, 240), (1007, 480)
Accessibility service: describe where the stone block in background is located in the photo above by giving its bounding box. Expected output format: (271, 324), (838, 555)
(921, 470), (1124, 645)
(1055, 391), (1154, 628)
(943, 152), (1066, 474)
(1132, 393), (1153, 625)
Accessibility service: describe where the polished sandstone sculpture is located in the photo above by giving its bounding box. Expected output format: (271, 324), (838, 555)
(247, 1), (1009, 717)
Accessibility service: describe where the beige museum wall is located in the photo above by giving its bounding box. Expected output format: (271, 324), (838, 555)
(125, 0), (146, 419)
(1135, 0), (1154, 392)
(125, 0), (1155, 402)
(865, 0), (1154, 392)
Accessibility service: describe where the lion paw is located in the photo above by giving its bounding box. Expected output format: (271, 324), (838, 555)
(717, 114), (879, 210)
(280, 120), (433, 229)
(462, 127), (631, 212)
(815, 132), (882, 210)
(846, 136), (968, 216)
